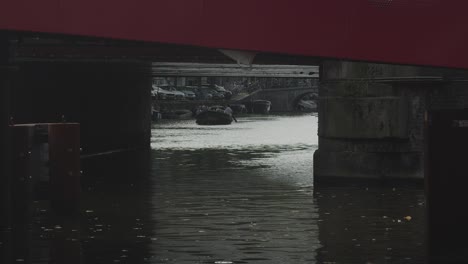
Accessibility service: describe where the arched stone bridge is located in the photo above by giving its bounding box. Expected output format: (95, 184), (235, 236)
(244, 86), (318, 112)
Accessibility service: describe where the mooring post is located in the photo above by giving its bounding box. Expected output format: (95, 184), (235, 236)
(48, 123), (81, 213)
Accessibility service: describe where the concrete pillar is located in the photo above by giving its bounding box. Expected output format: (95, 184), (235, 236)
(426, 82), (468, 262)
(0, 35), (12, 229)
(11, 61), (152, 154)
(0, 35), (10, 264)
(314, 60), (442, 182)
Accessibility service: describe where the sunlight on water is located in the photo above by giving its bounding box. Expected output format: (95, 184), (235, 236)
(151, 114), (317, 188)
(151, 114), (318, 150)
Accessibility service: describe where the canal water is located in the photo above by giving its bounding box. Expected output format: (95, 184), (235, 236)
(1, 114), (426, 263)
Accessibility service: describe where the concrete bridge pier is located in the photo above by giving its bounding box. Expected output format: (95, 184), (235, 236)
(314, 60), (435, 182)
(11, 61), (152, 155)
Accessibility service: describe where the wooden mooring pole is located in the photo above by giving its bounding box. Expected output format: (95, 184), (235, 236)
(9, 123), (81, 214)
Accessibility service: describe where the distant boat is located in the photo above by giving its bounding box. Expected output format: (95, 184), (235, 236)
(196, 110), (233, 125)
(297, 99), (317, 112)
(252, 100), (271, 114)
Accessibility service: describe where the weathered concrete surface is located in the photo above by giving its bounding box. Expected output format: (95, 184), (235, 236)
(318, 96), (408, 139)
(11, 61), (152, 154)
(431, 81), (468, 110)
(314, 61), (437, 181)
(322, 60), (468, 80)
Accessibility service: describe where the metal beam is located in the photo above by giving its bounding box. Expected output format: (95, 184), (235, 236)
(151, 63), (319, 78)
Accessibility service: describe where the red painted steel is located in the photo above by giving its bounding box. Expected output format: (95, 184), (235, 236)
(1, 0), (468, 68)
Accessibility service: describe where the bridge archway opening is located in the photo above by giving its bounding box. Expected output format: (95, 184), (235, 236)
(293, 92), (318, 112)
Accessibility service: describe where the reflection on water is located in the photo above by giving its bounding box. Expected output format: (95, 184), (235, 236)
(315, 185), (426, 264)
(0, 114), (426, 263)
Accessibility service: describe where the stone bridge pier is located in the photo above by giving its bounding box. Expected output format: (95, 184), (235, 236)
(315, 60), (444, 182)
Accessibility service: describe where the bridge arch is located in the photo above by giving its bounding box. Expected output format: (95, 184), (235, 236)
(292, 91), (318, 112)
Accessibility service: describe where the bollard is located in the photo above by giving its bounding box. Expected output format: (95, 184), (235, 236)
(48, 123), (81, 213)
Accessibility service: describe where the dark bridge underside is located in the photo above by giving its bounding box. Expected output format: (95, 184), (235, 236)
(11, 35), (321, 66)
(2, 0), (468, 69)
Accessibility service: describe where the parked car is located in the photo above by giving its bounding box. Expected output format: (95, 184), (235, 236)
(209, 89), (225, 100)
(192, 87), (213, 100)
(200, 85), (224, 100)
(179, 87), (197, 100)
(153, 85), (176, 100)
(166, 86), (185, 100)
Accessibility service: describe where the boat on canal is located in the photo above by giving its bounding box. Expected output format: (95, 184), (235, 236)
(196, 109), (233, 125)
